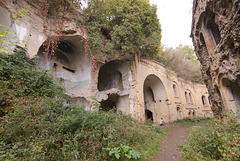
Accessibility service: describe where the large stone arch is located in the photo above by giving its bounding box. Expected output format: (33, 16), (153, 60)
(37, 35), (91, 89)
(143, 74), (169, 123)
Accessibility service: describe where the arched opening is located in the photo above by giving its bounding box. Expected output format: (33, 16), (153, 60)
(222, 79), (240, 113)
(188, 110), (192, 117)
(100, 94), (119, 112)
(189, 93), (193, 104)
(185, 92), (189, 103)
(98, 61), (124, 91)
(173, 84), (178, 97)
(143, 74), (168, 122)
(193, 110), (196, 117)
(202, 95), (207, 105)
(37, 35), (91, 88)
(145, 109), (153, 121)
(144, 86), (155, 103)
(177, 106), (181, 120)
(208, 96), (212, 105)
(206, 14), (221, 46)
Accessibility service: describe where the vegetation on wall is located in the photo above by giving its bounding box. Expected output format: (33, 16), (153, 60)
(0, 8), (26, 53)
(155, 44), (203, 83)
(181, 112), (240, 160)
(0, 49), (163, 160)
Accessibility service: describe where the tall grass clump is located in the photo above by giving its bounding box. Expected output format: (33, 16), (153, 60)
(172, 117), (211, 124)
(181, 112), (240, 161)
(0, 49), (163, 160)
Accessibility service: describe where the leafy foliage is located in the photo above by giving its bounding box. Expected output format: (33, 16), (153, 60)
(155, 45), (203, 83)
(0, 8), (26, 53)
(0, 48), (64, 115)
(87, 21), (102, 51)
(175, 43), (197, 61)
(0, 49), (163, 160)
(105, 144), (141, 160)
(86, 0), (162, 56)
(181, 112), (240, 160)
(27, 0), (82, 16)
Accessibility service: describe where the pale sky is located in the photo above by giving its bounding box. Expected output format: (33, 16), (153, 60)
(150, 0), (194, 49)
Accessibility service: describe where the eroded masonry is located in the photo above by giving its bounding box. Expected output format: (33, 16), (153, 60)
(191, 0), (240, 117)
(1, 0), (213, 123)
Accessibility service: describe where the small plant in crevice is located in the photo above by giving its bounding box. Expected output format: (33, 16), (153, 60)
(0, 8), (27, 53)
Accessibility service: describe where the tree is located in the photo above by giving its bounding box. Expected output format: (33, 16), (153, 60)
(85, 0), (162, 57)
(176, 43), (197, 61)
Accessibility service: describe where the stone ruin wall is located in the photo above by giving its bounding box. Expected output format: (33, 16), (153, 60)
(191, 0), (240, 117)
(1, 0), (213, 123)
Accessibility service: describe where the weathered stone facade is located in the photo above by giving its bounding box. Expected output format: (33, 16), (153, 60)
(191, 0), (240, 117)
(1, 0), (213, 123)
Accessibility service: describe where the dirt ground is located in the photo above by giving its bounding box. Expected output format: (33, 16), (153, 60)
(152, 123), (207, 161)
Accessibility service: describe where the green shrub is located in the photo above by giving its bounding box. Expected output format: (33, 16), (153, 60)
(0, 49), (163, 160)
(0, 100), (163, 160)
(0, 48), (64, 115)
(181, 112), (240, 161)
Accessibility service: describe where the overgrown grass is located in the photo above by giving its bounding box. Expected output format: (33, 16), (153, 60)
(172, 117), (212, 124)
(181, 112), (240, 160)
(0, 49), (163, 160)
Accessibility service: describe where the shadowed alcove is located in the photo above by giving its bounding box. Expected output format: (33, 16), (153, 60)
(37, 35), (91, 88)
(143, 74), (168, 122)
(100, 94), (119, 111)
(222, 79), (240, 113)
(98, 61), (124, 91)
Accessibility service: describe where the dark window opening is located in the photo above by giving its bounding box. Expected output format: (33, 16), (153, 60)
(185, 92), (189, 103)
(100, 94), (119, 112)
(173, 84), (178, 97)
(188, 110), (191, 116)
(177, 107), (181, 119)
(208, 96), (212, 105)
(63, 66), (75, 73)
(57, 41), (73, 53)
(189, 93), (193, 104)
(202, 95), (206, 105)
(145, 109), (153, 121)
